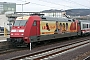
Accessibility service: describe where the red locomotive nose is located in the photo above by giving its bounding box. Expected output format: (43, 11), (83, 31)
(10, 26), (25, 37)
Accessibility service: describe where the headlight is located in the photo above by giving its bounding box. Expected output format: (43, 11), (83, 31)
(21, 34), (24, 35)
(19, 30), (24, 32)
(11, 33), (13, 35)
(11, 29), (16, 32)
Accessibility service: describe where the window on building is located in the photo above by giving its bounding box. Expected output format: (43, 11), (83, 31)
(0, 5), (3, 7)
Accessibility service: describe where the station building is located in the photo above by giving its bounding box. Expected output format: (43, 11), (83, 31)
(0, 13), (21, 32)
(0, 2), (16, 14)
(15, 10), (66, 18)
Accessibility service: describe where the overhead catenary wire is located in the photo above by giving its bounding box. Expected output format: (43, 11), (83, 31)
(30, 2), (58, 8)
(16, 0), (69, 9)
(38, 0), (73, 8)
(65, 0), (90, 9)
(39, 0), (90, 9)
(16, 0), (90, 11)
(17, 0), (74, 9)
(86, 0), (90, 4)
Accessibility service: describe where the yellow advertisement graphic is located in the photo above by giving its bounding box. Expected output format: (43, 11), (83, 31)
(58, 22), (77, 32)
(40, 21), (56, 35)
(40, 21), (77, 35)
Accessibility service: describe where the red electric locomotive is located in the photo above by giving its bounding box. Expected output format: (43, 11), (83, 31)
(7, 14), (81, 46)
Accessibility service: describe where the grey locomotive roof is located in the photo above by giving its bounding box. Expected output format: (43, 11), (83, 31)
(41, 16), (72, 22)
(79, 20), (90, 22)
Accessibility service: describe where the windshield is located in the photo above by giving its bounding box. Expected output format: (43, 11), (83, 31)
(14, 20), (27, 26)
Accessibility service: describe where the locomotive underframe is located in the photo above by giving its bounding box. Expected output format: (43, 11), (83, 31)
(7, 37), (27, 46)
(30, 31), (81, 43)
(7, 31), (81, 46)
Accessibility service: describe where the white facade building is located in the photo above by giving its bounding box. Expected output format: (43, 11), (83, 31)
(0, 2), (16, 14)
(15, 11), (66, 18)
(0, 14), (10, 31)
(41, 12), (64, 17)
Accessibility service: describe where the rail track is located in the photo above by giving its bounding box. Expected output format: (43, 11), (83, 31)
(0, 41), (11, 51)
(0, 41), (28, 55)
(7, 38), (90, 60)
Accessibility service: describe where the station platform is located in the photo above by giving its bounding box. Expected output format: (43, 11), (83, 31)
(0, 35), (9, 42)
(0, 40), (7, 42)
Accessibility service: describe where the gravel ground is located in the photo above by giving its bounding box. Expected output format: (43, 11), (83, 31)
(0, 37), (89, 60)
(50, 44), (90, 60)
(74, 51), (90, 60)
(0, 38), (82, 60)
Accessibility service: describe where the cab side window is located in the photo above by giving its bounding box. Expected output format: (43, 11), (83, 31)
(33, 21), (37, 26)
(83, 24), (87, 29)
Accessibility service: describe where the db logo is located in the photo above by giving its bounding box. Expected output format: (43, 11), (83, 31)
(15, 33), (19, 35)
(16, 30), (19, 32)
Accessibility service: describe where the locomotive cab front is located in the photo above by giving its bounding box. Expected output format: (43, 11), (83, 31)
(7, 15), (41, 46)
(11, 20), (26, 37)
(8, 16), (29, 46)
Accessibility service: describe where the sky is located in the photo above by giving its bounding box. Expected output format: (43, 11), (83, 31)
(0, 0), (90, 12)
